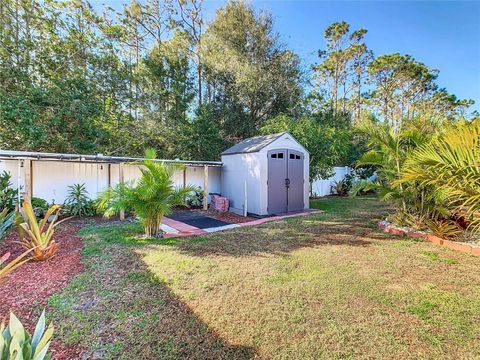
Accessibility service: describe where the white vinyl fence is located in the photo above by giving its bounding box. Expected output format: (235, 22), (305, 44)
(0, 159), (221, 204)
(311, 166), (351, 197)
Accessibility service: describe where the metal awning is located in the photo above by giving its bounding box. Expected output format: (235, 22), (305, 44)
(0, 150), (222, 167)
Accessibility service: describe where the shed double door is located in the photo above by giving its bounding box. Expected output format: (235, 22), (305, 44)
(267, 149), (304, 214)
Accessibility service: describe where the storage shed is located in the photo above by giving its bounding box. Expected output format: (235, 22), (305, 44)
(221, 132), (309, 216)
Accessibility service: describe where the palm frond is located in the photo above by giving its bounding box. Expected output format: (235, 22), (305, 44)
(399, 121), (480, 232)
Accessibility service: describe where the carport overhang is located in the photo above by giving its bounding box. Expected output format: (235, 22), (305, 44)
(0, 150), (223, 212)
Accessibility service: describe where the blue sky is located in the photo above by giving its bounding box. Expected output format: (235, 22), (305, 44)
(94, 0), (480, 112)
(204, 1), (480, 112)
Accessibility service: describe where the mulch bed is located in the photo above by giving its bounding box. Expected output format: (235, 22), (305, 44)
(0, 218), (99, 359)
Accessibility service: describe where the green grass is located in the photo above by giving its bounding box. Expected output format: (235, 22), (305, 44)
(49, 196), (480, 359)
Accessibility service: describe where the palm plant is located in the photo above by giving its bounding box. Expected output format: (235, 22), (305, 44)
(355, 120), (428, 208)
(354, 118), (449, 229)
(17, 200), (70, 261)
(398, 121), (480, 232)
(98, 149), (196, 238)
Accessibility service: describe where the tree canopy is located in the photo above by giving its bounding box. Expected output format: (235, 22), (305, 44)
(0, 1), (475, 179)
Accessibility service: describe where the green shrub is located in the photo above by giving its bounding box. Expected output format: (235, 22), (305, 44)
(0, 171), (18, 212)
(83, 199), (99, 217)
(0, 310), (53, 359)
(31, 197), (49, 218)
(186, 187), (204, 208)
(63, 183), (92, 217)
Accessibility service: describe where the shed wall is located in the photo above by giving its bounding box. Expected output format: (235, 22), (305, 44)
(220, 152), (262, 215)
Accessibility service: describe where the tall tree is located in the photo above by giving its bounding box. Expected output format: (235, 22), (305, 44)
(203, 1), (302, 140)
(312, 21), (372, 119)
(176, 0), (204, 107)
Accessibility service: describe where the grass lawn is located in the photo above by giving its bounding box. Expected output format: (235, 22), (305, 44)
(49, 196), (480, 359)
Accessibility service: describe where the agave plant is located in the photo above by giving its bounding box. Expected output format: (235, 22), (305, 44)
(399, 121), (480, 233)
(0, 310), (53, 359)
(0, 249), (33, 284)
(98, 149), (196, 238)
(0, 209), (15, 240)
(17, 200), (70, 261)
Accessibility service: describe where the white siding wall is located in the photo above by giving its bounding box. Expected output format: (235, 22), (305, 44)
(311, 166), (351, 197)
(0, 159), (220, 204)
(220, 152), (262, 215)
(0, 160), (23, 192)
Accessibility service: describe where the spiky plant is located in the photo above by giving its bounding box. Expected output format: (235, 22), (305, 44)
(98, 149), (196, 238)
(0, 209), (15, 240)
(399, 121), (480, 232)
(17, 200), (70, 261)
(64, 183), (90, 217)
(0, 249), (33, 284)
(0, 310), (53, 359)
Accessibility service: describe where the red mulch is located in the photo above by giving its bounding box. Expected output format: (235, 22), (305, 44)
(0, 218), (93, 359)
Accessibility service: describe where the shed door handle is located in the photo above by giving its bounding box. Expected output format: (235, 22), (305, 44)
(285, 178), (290, 187)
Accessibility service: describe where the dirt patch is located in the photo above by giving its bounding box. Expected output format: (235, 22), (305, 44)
(0, 218), (102, 359)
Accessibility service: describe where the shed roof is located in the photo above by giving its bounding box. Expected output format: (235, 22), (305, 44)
(221, 132), (287, 155)
(0, 150), (222, 167)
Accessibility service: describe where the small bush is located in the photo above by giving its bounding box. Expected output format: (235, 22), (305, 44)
(17, 200), (69, 261)
(187, 187), (204, 208)
(31, 197), (50, 218)
(333, 179), (349, 197)
(63, 183), (94, 217)
(427, 220), (463, 240)
(0, 171), (18, 212)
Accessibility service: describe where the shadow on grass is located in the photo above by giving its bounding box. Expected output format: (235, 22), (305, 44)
(170, 203), (394, 258)
(50, 224), (255, 359)
(78, 196), (395, 259)
(82, 197), (395, 259)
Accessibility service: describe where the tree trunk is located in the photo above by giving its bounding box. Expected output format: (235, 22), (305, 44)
(197, 56), (202, 106)
(145, 215), (163, 238)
